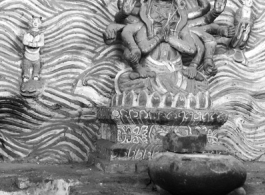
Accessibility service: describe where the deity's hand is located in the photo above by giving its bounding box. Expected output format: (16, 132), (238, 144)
(219, 26), (235, 38)
(214, 0), (227, 13)
(226, 26), (235, 38)
(130, 47), (141, 64)
(187, 66), (197, 79)
(203, 58), (218, 77)
(161, 25), (170, 42)
(103, 23), (119, 44)
(122, 0), (137, 15)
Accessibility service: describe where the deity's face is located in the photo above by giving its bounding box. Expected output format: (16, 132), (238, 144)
(30, 17), (42, 29)
(244, 0), (253, 7)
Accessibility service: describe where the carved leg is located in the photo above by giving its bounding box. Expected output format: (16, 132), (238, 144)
(190, 34), (206, 81)
(32, 59), (41, 80)
(124, 48), (155, 80)
(190, 33), (204, 68)
(190, 27), (217, 76)
(21, 58), (32, 82)
(181, 33), (206, 81)
(121, 23), (143, 64)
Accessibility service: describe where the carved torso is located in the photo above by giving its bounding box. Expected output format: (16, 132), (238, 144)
(150, 1), (179, 33)
(24, 31), (43, 61)
(147, 1), (182, 69)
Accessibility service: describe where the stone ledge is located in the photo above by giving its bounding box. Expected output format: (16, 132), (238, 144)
(97, 106), (228, 127)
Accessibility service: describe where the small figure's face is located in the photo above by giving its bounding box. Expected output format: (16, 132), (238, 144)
(31, 17), (42, 28)
(244, 0), (253, 7)
(214, 0), (227, 13)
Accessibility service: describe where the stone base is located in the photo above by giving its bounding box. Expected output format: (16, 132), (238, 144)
(95, 139), (231, 161)
(20, 79), (44, 97)
(148, 152), (247, 195)
(95, 139), (164, 161)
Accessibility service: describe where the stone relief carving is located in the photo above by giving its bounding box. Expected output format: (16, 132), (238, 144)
(0, 0), (264, 166)
(103, 0), (238, 99)
(97, 3), (257, 191)
(20, 15), (45, 97)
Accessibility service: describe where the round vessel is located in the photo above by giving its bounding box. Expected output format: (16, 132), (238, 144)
(148, 152), (247, 195)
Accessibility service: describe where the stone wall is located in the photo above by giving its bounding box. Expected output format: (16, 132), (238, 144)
(0, 0), (265, 162)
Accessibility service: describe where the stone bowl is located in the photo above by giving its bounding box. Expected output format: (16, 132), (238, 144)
(148, 152), (246, 195)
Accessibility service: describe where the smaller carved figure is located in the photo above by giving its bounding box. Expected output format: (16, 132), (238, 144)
(230, 0), (255, 65)
(20, 15), (45, 97)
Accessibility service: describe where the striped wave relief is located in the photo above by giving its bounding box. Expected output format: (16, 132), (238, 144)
(0, 0), (265, 162)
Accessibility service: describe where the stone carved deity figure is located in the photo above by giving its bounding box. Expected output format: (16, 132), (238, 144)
(20, 16), (45, 97)
(104, 0), (232, 96)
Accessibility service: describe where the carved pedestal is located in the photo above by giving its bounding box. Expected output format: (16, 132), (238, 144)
(97, 90), (246, 194)
(97, 90), (228, 159)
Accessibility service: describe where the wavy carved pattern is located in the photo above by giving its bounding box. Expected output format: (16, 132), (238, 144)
(0, 0), (265, 162)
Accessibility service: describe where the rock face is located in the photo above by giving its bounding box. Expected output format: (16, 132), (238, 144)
(148, 152), (247, 195)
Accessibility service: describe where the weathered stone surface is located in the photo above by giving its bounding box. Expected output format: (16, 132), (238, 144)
(95, 139), (163, 161)
(148, 152), (247, 195)
(162, 131), (207, 153)
(15, 177), (31, 189)
(95, 159), (137, 174)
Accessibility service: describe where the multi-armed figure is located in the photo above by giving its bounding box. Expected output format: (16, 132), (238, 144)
(104, 0), (234, 81)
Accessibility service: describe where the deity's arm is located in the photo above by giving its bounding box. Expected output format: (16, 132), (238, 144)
(135, 27), (163, 54)
(188, 9), (221, 27)
(188, 0), (211, 20)
(121, 23), (143, 50)
(115, 0), (141, 24)
(115, 11), (129, 24)
(198, 23), (235, 38)
(188, 0), (227, 27)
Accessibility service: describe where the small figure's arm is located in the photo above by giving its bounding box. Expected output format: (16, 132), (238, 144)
(36, 33), (45, 47)
(23, 33), (30, 46)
